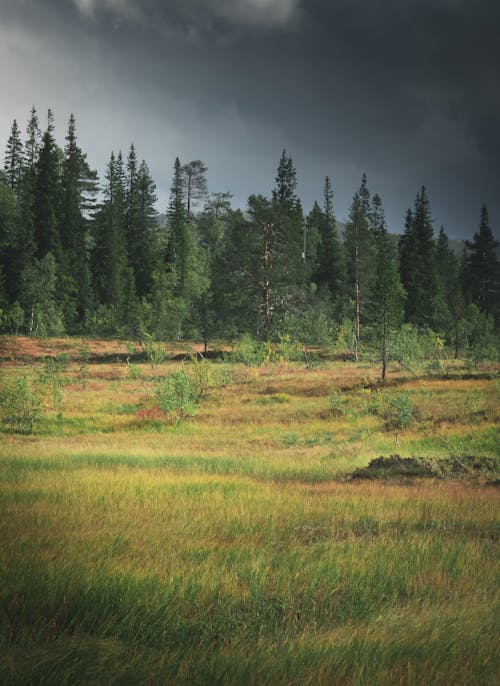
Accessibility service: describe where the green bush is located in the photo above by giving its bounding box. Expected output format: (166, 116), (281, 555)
(186, 356), (228, 400)
(0, 374), (43, 434)
(142, 333), (166, 368)
(156, 370), (198, 421)
(229, 334), (267, 366)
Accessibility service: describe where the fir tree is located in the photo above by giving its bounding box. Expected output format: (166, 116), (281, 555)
(369, 194), (405, 379)
(33, 109), (61, 259)
(399, 186), (438, 327)
(4, 120), (24, 192)
(131, 159), (157, 297)
(92, 151), (130, 314)
(344, 174), (376, 357)
(166, 157), (188, 289)
(465, 205), (499, 324)
(271, 150), (306, 297)
(310, 176), (344, 300)
(24, 107), (41, 169)
(59, 114), (98, 329)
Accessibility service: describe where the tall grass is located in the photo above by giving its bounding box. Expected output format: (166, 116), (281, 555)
(1, 341), (499, 683)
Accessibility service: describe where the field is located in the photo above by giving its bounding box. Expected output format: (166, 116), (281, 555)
(0, 336), (499, 685)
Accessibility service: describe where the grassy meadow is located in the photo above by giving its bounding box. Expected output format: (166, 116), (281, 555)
(0, 336), (499, 685)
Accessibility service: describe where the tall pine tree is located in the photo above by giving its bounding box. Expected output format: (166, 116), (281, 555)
(344, 173), (376, 357)
(399, 186), (438, 327)
(464, 205), (499, 325)
(59, 114), (98, 329)
(369, 194), (405, 379)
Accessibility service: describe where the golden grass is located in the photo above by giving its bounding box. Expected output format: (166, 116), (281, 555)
(0, 337), (499, 684)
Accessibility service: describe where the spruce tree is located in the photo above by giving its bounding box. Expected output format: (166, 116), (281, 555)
(4, 120), (24, 192)
(310, 176), (344, 300)
(130, 159), (157, 297)
(399, 186), (438, 327)
(271, 150), (306, 298)
(24, 107), (41, 169)
(92, 152), (130, 319)
(59, 114), (98, 329)
(433, 226), (458, 335)
(369, 194), (405, 379)
(17, 107), (40, 269)
(0, 172), (22, 305)
(124, 145), (157, 297)
(166, 157), (188, 288)
(465, 205), (499, 324)
(344, 174), (376, 357)
(33, 109), (61, 259)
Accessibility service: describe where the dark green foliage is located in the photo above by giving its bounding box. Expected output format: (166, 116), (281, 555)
(125, 146), (157, 298)
(1, 107), (498, 350)
(33, 110), (62, 259)
(92, 151), (130, 324)
(166, 157), (186, 276)
(344, 174), (377, 354)
(399, 187), (439, 327)
(20, 253), (63, 336)
(369, 194), (405, 379)
(308, 176), (345, 302)
(3, 120), (24, 191)
(58, 114), (98, 330)
(464, 205), (499, 324)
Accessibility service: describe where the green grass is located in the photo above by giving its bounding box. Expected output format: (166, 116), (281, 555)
(1, 339), (499, 684)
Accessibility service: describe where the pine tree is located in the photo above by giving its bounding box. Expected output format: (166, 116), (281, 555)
(433, 226), (459, 335)
(271, 150), (306, 296)
(464, 205), (499, 324)
(399, 186), (438, 327)
(24, 107), (41, 169)
(166, 157), (188, 289)
(181, 160), (208, 215)
(129, 158), (157, 297)
(344, 174), (376, 357)
(309, 177), (344, 300)
(33, 109), (61, 259)
(59, 114), (98, 329)
(16, 107), (40, 270)
(0, 171), (22, 305)
(369, 194), (405, 379)
(4, 120), (24, 192)
(92, 151), (130, 314)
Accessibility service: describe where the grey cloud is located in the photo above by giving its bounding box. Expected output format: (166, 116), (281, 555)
(1, 0), (499, 238)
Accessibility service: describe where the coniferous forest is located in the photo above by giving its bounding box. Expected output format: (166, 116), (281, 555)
(1, 107), (499, 360)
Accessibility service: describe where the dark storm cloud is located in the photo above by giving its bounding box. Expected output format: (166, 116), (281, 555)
(1, 0), (499, 238)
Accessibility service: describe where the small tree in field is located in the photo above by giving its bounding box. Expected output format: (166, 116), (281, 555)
(0, 374), (43, 433)
(369, 195), (405, 380)
(156, 370), (197, 421)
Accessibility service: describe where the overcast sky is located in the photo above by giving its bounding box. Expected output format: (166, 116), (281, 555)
(1, 0), (499, 239)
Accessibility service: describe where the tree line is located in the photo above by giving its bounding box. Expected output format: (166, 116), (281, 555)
(1, 108), (498, 363)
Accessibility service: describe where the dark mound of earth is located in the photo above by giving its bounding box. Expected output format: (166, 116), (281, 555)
(350, 454), (499, 481)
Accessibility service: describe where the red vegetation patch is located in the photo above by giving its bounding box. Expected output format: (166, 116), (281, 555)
(135, 407), (166, 421)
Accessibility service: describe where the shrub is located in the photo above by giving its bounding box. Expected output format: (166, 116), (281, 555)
(0, 374), (43, 433)
(329, 389), (350, 416)
(186, 355), (228, 400)
(383, 391), (416, 445)
(142, 333), (166, 368)
(229, 334), (267, 366)
(156, 370), (197, 421)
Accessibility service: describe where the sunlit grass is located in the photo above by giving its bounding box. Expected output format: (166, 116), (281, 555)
(0, 337), (499, 683)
